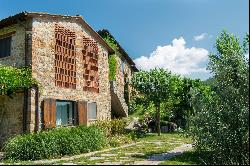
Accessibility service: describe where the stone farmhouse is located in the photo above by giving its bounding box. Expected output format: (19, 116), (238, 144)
(0, 12), (138, 146)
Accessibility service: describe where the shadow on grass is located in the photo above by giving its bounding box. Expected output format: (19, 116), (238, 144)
(159, 151), (214, 165)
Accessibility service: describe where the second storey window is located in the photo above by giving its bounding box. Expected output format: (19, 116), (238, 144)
(0, 36), (11, 58)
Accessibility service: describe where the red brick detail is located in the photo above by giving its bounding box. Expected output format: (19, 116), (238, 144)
(82, 36), (99, 93)
(54, 24), (77, 89)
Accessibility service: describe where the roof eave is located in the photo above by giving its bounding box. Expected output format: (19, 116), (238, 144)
(0, 12), (115, 54)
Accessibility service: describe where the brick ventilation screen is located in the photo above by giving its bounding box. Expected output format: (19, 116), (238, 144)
(54, 24), (77, 89)
(82, 36), (99, 93)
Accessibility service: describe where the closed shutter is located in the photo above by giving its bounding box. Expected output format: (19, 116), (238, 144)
(77, 101), (87, 125)
(50, 99), (56, 128)
(43, 98), (56, 129)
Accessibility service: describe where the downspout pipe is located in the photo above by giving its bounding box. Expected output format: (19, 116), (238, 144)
(24, 17), (40, 132)
(23, 22), (28, 133)
(34, 86), (40, 132)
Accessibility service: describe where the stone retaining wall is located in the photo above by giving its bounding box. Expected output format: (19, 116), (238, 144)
(0, 93), (24, 147)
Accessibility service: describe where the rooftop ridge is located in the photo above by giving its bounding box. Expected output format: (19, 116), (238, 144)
(0, 12), (114, 54)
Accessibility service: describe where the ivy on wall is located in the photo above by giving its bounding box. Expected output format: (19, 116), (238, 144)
(98, 31), (120, 81)
(102, 34), (120, 52)
(0, 65), (39, 96)
(108, 55), (117, 81)
(102, 35), (118, 81)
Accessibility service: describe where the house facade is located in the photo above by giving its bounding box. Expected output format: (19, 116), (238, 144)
(98, 30), (138, 118)
(0, 12), (138, 146)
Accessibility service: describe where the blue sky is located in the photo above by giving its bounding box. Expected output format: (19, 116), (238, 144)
(0, 0), (249, 80)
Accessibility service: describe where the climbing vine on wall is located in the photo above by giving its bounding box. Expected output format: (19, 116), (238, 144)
(98, 30), (120, 81)
(108, 55), (117, 81)
(102, 34), (120, 52)
(0, 65), (38, 96)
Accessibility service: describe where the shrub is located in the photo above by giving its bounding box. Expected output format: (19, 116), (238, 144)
(107, 135), (133, 147)
(3, 125), (107, 161)
(93, 119), (128, 137)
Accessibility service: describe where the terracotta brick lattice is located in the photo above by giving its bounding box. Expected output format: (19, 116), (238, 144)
(54, 24), (77, 89)
(82, 36), (99, 93)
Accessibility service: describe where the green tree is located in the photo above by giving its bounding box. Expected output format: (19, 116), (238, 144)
(189, 31), (249, 164)
(131, 69), (177, 135)
(170, 77), (203, 129)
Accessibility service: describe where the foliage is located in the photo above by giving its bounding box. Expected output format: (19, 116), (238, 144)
(131, 69), (175, 105)
(132, 116), (149, 138)
(99, 30), (120, 81)
(188, 31), (249, 165)
(128, 95), (154, 116)
(203, 77), (216, 87)
(107, 135), (133, 147)
(92, 119), (128, 137)
(108, 54), (117, 81)
(0, 65), (38, 96)
(124, 74), (130, 105)
(170, 77), (206, 129)
(3, 125), (107, 161)
(131, 69), (177, 135)
(101, 32), (120, 52)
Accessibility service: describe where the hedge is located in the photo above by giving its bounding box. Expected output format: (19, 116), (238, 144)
(3, 125), (107, 161)
(92, 119), (128, 137)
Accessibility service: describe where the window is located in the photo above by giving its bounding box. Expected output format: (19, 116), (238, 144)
(56, 100), (75, 126)
(120, 60), (125, 75)
(87, 102), (97, 120)
(0, 36), (11, 58)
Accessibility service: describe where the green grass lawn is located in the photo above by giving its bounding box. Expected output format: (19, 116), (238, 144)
(159, 150), (215, 165)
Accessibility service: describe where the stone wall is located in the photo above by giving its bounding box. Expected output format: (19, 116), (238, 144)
(115, 54), (133, 103)
(0, 23), (26, 67)
(0, 93), (24, 147)
(31, 16), (111, 129)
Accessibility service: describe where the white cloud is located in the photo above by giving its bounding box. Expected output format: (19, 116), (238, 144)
(134, 37), (209, 75)
(193, 33), (212, 41)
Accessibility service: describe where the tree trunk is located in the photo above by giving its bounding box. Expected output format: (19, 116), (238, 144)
(156, 102), (161, 136)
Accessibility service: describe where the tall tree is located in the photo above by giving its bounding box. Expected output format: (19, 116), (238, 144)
(189, 31), (249, 164)
(131, 69), (176, 135)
